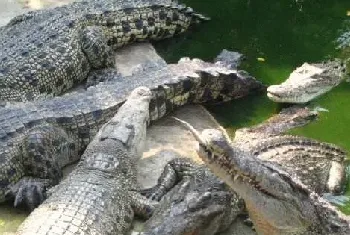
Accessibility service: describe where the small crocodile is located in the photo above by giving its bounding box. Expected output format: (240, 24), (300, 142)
(233, 106), (347, 194)
(0, 0), (209, 102)
(17, 86), (158, 235)
(266, 59), (346, 103)
(180, 122), (350, 235)
(0, 55), (264, 210)
(140, 153), (245, 235)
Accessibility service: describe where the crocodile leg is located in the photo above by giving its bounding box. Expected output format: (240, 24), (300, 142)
(5, 177), (50, 211)
(80, 26), (124, 87)
(5, 124), (77, 210)
(81, 26), (115, 69)
(141, 158), (199, 201)
(129, 191), (159, 219)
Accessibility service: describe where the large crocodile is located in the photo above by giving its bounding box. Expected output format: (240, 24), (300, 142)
(0, 0), (209, 102)
(140, 153), (245, 235)
(0, 54), (264, 210)
(179, 121), (350, 235)
(16, 86), (158, 235)
(233, 106), (347, 194)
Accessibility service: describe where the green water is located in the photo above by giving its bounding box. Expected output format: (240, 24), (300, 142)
(155, 0), (350, 213)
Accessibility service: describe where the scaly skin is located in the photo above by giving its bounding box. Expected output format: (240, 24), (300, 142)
(0, 0), (209, 102)
(17, 87), (158, 235)
(140, 153), (245, 235)
(0, 56), (264, 210)
(179, 121), (350, 235)
(267, 59), (346, 103)
(233, 106), (347, 194)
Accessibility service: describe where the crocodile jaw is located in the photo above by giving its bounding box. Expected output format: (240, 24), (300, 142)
(267, 83), (335, 103)
(267, 61), (344, 103)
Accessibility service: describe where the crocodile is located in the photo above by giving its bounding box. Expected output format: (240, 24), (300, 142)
(0, 0), (209, 102)
(0, 54), (264, 210)
(16, 86), (159, 235)
(266, 59), (346, 103)
(140, 152), (245, 235)
(178, 120), (350, 235)
(233, 106), (347, 195)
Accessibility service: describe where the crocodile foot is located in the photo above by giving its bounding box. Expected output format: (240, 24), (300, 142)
(5, 178), (50, 211)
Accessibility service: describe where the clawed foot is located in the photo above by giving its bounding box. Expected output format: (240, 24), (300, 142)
(5, 178), (50, 211)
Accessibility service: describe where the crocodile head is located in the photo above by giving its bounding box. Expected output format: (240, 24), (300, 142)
(267, 59), (346, 103)
(141, 186), (239, 235)
(175, 118), (350, 235)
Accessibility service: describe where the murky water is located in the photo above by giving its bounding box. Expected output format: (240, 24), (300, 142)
(155, 0), (350, 213)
